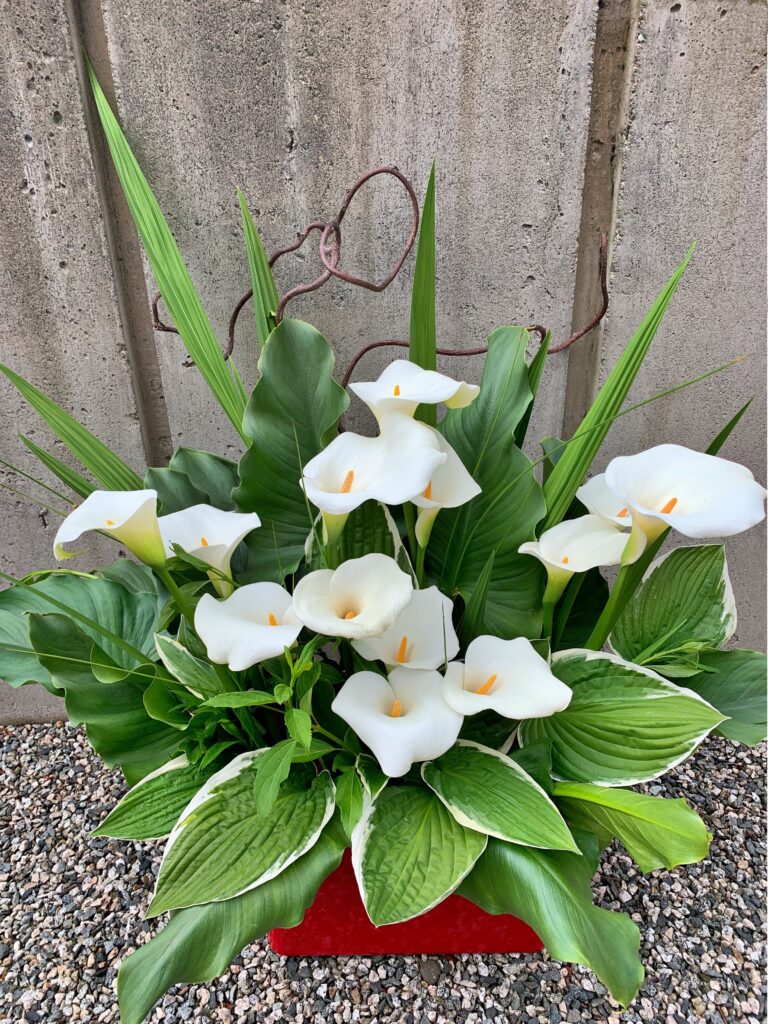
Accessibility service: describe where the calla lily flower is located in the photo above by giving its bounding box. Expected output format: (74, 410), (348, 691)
(194, 582), (301, 671)
(300, 415), (446, 544)
(53, 488), (166, 566)
(519, 514), (640, 602)
(604, 445), (768, 550)
(349, 359), (480, 420)
(410, 429), (481, 546)
(352, 586), (459, 670)
(332, 667), (463, 777)
(576, 473), (634, 528)
(159, 504), (261, 596)
(442, 636), (572, 720)
(291, 553), (413, 639)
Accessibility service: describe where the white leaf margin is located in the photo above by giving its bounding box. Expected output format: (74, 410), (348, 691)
(94, 754), (189, 839)
(518, 649), (727, 787)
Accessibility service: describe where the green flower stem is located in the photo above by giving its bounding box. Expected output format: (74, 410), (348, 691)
(541, 599), (556, 639)
(552, 573), (585, 649)
(585, 565), (630, 650)
(155, 565), (197, 628)
(403, 502), (418, 560)
(415, 543), (426, 588)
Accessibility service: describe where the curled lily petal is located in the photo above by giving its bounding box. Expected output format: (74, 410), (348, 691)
(411, 429), (481, 546)
(352, 586), (459, 671)
(519, 514), (636, 576)
(300, 414), (446, 516)
(349, 359), (479, 420)
(292, 553), (413, 639)
(159, 504), (261, 595)
(331, 667), (463, 778)
(605, 444), (767, 540)
(442, 636), (572, 720)
(194, 582), (300, 671)
(53, 489), (165, 566)
(577, 473), (633, 528)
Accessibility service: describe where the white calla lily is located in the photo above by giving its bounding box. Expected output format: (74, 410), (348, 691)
(519, 513), (640, 603)
(604, 445), (767, 551)
(349, 359), (479, 420)
(53, 488), (166, 565)
(291, 553), (413, 639)
(159, 504), (261, 596)
(352, 585), (459, 670)
(410, 429), (481, 546)
(577, 473), (634, 528)
(300, 414), (446, 543)
(442, 636), (572, 720)
(332, 667), (463, 777)
(194, 582), (301, 671)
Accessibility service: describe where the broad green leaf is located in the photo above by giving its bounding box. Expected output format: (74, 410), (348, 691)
(0, 609), (55, 691)
(0, 363), (143, 490)
(93, 756), (216, 839)
(234, 319), (348, 582)
(514, 329), (551, 446)
(422, 741), (577, 851)
(117, 816), (347, 1024)
(356, 753), (388, 799)
(554, 781), (710, 872)
(685, 648), (767, 746)
(610, 546), (735, 671)
(338, 501), (395, 561)
(169, 447), (239, 510)
(19, 434), (95, 498)
(251, 738), (299, 814)
(428, 327), (546, 638)
(87, 61), (247, 439)
(335, 767), (365, 837)
(201, 690), (275, 709)
(29, 614), (179, 784)
(509, 743), (553, 794)
(456, 550), (494, 647)
(459, 831), (644, 1007)
(409, 161), (437, 426)
(148, 753), (335, 916)
(144, 466), (208, 515)
(238, 190), (279, 347)
(155, 634), (226, 697)
(554, 569), (608, 650)
(354, 785), (487, 925)
(542, 248), (692, 530)
(97, 559), (164, 596)
(519, 651), (725, 785)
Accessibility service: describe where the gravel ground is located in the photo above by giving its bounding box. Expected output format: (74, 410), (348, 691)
(1, 723), (765, 1024)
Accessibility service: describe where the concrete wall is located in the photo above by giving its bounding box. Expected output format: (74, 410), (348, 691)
(0, 0), (765, 721)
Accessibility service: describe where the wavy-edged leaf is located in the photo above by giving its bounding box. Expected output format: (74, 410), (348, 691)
(519, 650), (725, 785)
(169, 447), (238, 510)
(459, 831), (644, 1007)
(117, 816), (347, 1024)
(685, 648), (767, 746)
(148, 752), (335, 916)
(352, 784), (486, 925)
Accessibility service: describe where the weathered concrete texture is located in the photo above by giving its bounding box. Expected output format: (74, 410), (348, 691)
(101, 0), (597, 452)
(591, 0), (767, 649)
(0, 0), (148, 721)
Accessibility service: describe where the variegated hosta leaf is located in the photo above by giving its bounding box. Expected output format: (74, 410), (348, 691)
(147, 751), (335, 917)
(421, 741), (577, 852)
(352, 785), (486, 926)
(519, 651), (724, 786)
(93, 756), (215, 840)
(609, 545), (736, 673)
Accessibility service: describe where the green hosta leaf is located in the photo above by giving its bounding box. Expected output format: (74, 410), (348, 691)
(0, 363), (143, 490)
(148, 752), (335, 916)
(554, 781), (710, 873)
(354, 785), (486, 925)
(356, 753), (388, 799)
(610, 546), (736, 671)
(18, 434), (95, 498)
(93, 756), (216, 839)
(168, 448), (238, 510)
(117, 815), (347, 1024)
(87, 61), (247, 439)
(234, 319), (348, 582)
(422, 741), (577, 851)
(519, 651), (725, 785)
(335, 767), (365, 837)
(685, 648), (767, 746)
(428, 327), (546, 638)
(459, 831), (644, 1007)
(155, 634), (226, 698)
(238, 190), (279, 347)
(542, 248), (692, 530)
(409, 161), (437, 426)
(144, 467), (208, 515)
(338, 501), (395, 561)
(29, 614), (179, 784)
(201, 691), (275, 709)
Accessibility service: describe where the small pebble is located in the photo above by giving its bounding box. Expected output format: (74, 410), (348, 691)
(0, 723), (764, 1023)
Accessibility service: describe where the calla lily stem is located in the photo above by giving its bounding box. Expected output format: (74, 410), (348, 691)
(155, 566), (197, 629)
(403, 502), (418, 561)
(585, 566), (630, 650)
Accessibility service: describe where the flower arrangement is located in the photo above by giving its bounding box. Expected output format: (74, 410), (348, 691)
(1, 65), (766, 1024)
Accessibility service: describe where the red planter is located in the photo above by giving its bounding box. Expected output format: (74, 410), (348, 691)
(269, 849), (543, 956)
